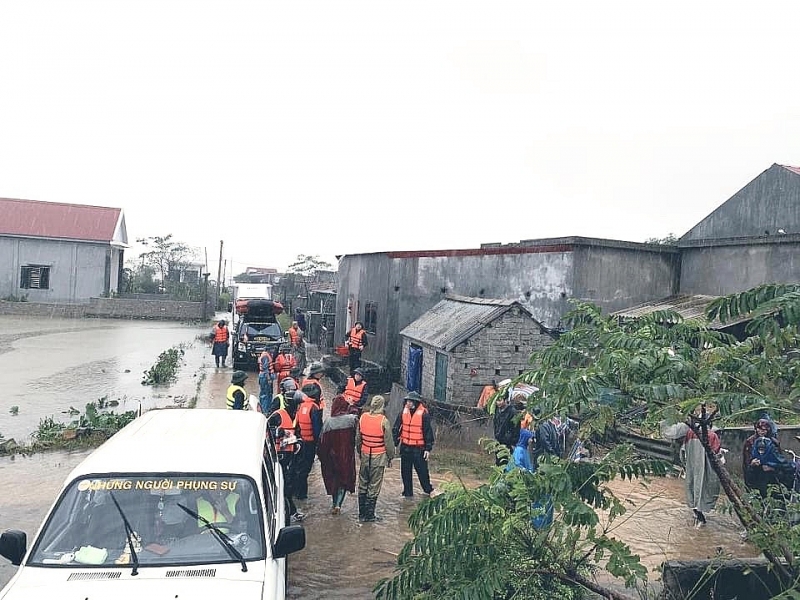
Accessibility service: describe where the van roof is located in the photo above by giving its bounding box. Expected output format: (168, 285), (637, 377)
(66, 409), (267, 482)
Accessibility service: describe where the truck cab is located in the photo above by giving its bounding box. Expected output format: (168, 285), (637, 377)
(233, 318), (283, 371)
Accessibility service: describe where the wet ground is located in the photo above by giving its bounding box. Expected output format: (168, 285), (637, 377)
(0, 316), (762, 597)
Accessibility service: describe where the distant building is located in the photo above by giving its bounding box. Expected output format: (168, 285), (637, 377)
(0, 198), (127, 303)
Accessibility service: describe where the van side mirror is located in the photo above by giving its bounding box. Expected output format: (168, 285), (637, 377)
(273, 525), (305, 558)
(0, 530), (27, 566)
(227, 302), (233, 313)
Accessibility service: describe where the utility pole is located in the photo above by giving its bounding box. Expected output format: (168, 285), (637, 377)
(216, 240), (224, 308)
(201, 273), (210, 321)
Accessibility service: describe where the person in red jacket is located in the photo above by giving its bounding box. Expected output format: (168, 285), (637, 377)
(392, 391), (435, 498)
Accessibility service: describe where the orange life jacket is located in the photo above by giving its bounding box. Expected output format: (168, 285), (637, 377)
(213, 324), (229, 343)
(400, 405), (427, 447)
(258, 350), (274, 374)
(274, 408), (297, 453)
(343, 377), (366, 406)
(275, 353), (296, 381)
(288, 326), (301, 347)
(296, 397), (319, 442)
(348, 327), (366, 350)
(359, 413), (386, 455)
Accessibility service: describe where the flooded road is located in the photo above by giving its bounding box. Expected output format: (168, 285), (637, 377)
(0, 315), (763, 597)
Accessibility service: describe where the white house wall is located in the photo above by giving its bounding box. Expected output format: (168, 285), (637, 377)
(0, 237), (113, 303)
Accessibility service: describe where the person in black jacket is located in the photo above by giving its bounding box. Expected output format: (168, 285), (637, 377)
(493, 394), (520, 465)
(393, 391), (435, 497)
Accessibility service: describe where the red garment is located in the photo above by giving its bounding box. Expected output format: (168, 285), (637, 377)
(317, 396), (357, 495)
(685, 428), (721, 452)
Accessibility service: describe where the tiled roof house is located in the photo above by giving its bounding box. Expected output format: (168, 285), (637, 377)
(0, 197), (128, 303)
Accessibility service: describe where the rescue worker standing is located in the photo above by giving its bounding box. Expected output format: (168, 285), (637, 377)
(345, 321), (368, 375)
(226, 370), (249, 410)
(303, 362), (327, 410)
(267, 391), (305, 523)
(393, 391), (435, 497)
(268, 377), (297, 414)
(294, 385), (323, 500)
(257, 348), (276, 413)
(274, 344), (298, 387)
(210, 319), (230, 368)
(287, 321), (306, 373)
(356, 395), (395, 522)
(341, 368), (369, 414)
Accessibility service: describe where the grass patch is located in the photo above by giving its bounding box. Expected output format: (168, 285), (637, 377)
(429, 446), (495, 481)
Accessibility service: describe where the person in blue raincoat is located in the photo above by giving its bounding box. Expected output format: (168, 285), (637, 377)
(506, 428), (553, 528)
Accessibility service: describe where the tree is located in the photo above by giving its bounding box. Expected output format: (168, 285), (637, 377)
(135, 235), (197, 294)
(378, 284), (800, 599)
(286, 254), (332, 277)
(644, 233), (678, 245)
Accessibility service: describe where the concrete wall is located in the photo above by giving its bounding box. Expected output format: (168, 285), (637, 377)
(399, 309), (553, 406)
(679, 241), (800, 295)
(683, 164), (800, 241)
(573, 244), (680, 315)
(0, 237), (114, 303)
(0, 298), (205, 320)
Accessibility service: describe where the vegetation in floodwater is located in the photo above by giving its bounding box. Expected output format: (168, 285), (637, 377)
(9, 406), (19, 416)
(142, 344), (187, 385)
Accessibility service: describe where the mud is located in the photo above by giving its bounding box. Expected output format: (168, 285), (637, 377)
(0, 316), (764, 598)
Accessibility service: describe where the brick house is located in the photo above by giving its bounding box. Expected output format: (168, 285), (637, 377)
(398, 295), (554, 406)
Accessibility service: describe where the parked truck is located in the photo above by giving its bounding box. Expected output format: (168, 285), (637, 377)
(229, 284), (285, 371)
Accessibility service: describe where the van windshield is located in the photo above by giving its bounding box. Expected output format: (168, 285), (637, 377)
(243, 322), (282, 340)
(28, 475), (265, 568)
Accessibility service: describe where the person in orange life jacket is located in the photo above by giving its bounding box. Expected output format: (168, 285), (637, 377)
(266, 391), (305, 523)
(274, 344), (297, 387)
(392, 391), (435, 497)
(226, 370), (249, 410)
(288, 322), (303, 349)
(340, 368), (369, 415)
(293, 385), (323, 501)
(345, 321), (368, 375)
(303, 362), (327, 410)
(257, 348), (276, 414)
(355, 395), (395, 522)
(210, 319), (230, 368)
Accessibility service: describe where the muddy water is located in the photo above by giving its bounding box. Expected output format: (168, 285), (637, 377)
(0, 319), (764, 597)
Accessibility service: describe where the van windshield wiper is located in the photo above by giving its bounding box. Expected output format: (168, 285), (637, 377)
(176, 503), (248, 572)
(109, 493), (140, 576)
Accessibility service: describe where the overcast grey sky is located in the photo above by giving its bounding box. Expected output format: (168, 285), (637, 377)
(1, 1), (799, 279)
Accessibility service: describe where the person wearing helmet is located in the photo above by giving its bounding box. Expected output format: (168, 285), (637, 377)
(294, 388), (323, 500)
(392, 391), (435, 497)
(344, 321), (368, 375)
(302, 362), (327, 410)
(274, 343), (297, 387)
(342, 368), (368, 414)
(226, 370), (249, 410)
(267, 377), (298, 414)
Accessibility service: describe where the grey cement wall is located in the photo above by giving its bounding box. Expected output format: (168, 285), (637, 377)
(0, 237), (113, 303)
(683, 164), (800, 241)
(0, 298), (206, 321)
(679, 241), (800, 295)
(573, 245), (680, 314)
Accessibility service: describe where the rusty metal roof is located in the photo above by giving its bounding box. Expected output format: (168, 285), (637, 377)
(612, 294), (750, 329)
(0, 197), (125, 244)
(400, 294), (538, 351)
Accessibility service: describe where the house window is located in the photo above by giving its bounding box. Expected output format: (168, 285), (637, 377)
(20, 265), (50, 290)
(363, 301), (378, 334)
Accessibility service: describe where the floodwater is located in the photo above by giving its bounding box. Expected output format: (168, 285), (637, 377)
(0, 315), (763, 598)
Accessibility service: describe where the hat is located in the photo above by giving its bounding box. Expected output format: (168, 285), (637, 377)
(404, 391), (423, 404)
(369, 395), (385, 414)
(308, 362), (325, 377)
(301, 382), (322, 401)
(218, 319), (226, 326)
(280, 378), (297, 392)
(353, 368), (365, 378)
(231, 370), (248, 385)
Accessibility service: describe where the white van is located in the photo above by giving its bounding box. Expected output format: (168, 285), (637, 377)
(0, 409), (304, 600)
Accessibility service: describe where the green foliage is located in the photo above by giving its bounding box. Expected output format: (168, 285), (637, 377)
(644, 233), (678, 245)
(286, 254), (332, 276)
(376, 443), (666, 599)
(9, 405), (19, 416)
(142, 345), (186, 385)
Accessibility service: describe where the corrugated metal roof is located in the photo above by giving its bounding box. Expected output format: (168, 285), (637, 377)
(0, 197), (123, 243)
(612, 294), (751, 329)
(399, 294), (536, 351)
(779, 164), (800, 176)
